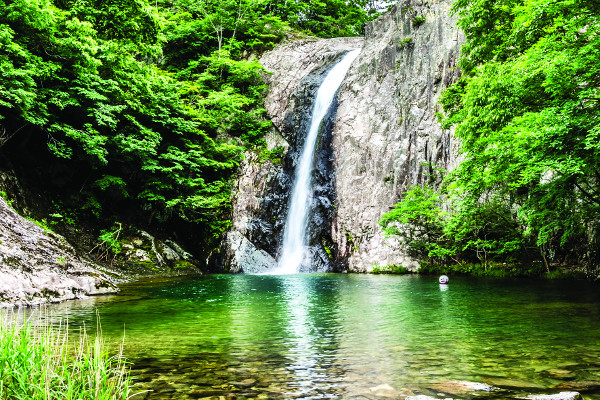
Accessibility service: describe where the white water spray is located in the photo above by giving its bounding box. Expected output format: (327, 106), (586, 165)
(273, 49), (360, 274)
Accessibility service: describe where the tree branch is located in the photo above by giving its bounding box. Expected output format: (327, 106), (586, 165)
(574, 181), (600, 206)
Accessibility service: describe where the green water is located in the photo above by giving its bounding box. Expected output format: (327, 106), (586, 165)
(30, 274), (600, 399)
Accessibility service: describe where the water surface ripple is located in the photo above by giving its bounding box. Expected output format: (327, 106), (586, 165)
(27, 274), (600, 399)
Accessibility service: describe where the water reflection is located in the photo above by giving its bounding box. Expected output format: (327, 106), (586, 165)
(278, 275), (342, 398)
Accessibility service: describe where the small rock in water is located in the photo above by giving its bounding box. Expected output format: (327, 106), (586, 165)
(429, 380), (497, 395)
(369, 384), (397, 397)
(230, 378), (256, 388)
(546, 369), (576, 380)
(527, 392), (582, 400)
(439, 275), (449, 284)
(484, 378), (546, 390)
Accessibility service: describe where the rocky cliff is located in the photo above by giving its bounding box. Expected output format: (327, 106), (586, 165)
(0, 195), (117, 307)
(224, 0), (464, 272)
(331, 0), (463, 271)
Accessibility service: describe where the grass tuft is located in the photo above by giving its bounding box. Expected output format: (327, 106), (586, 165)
(0, 312), (134, 400)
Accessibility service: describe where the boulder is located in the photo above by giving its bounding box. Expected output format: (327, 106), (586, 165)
(222, 231), (277, 273)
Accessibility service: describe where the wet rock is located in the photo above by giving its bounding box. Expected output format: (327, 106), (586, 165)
(428, 380), (497, 396)
(527, 392), (582, 400)
(483, 378), (546, 391)
(221, 52), (355, 272)
(369, 383), (397, 397)
(222, 231), (277, 273)
(405, 395), (453, 400)
(188, 389), (226, 398)
(0, 196), (118, 307)
(545, 369), (576, 380)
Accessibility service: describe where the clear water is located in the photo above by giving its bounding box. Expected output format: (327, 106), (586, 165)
(25, 274), (600, 399)
(276, 49), (360, 274)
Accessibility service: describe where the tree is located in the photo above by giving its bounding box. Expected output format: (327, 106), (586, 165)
(438, 0), (600, 273)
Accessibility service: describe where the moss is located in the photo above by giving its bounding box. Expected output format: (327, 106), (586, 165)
(24, 216), (52, 233)
(398, 37), (413, 50)
(173, 260), (196, 270)
(412, 15), (426, 27)
(136, 260), (160, 271)
(257, 146), (285, 164)
(323, 245), (332, 259)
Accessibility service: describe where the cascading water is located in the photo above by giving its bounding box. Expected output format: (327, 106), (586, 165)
(272, 49), (360, 274)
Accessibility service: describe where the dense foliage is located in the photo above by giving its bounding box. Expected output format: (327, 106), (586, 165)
(381, 0), (600, 276)
(0, 0), (390, 261)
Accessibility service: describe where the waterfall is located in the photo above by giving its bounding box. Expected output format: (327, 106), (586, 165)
(273, 49), (360, 274)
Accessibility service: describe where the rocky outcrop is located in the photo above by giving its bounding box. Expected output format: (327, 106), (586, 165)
(226, 0), (463, 272)
(0, 196), (117, 307)
(0, 172), (200, 307)
(117, 229), (198, 273)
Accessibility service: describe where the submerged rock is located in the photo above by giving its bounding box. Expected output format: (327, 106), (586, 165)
(369, 383), (398, 397)
(428, 380), (498, 396)
(0, 196), (117, 307)
(555, 381), (600, 393)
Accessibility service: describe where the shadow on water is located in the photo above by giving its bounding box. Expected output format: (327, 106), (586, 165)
(21, 274), (600, 400)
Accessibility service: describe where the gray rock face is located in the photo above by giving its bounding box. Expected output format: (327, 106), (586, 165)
(0, 196), (117, 307)
(332, 0), (463, 271)
(226, 0), (463, 272)
(222, 231), (277, 274)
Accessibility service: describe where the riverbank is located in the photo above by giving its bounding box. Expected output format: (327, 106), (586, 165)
(369, 262), (591, 280)
(0, 186), (202, 308)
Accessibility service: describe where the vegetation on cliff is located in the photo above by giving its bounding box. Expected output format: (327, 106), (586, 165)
(0, 0), (391, 264)
(381, 0), (600, 277)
